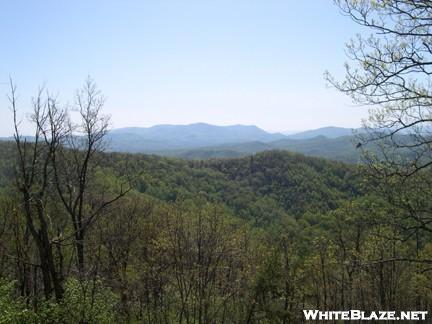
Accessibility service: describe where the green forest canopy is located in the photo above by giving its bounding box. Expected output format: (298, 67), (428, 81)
(1, 140), (432, 323)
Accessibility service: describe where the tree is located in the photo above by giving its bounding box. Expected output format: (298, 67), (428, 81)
(326, 0), (432, 177)
(8, 78), (129, 300)
(50, 78), (130, 276)
(327, 0), (432, 276)
(9, 80), (66, 300)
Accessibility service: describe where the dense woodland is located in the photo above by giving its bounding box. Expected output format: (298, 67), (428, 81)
(3, 0), (432, 322)
(1, 135), (432, 323)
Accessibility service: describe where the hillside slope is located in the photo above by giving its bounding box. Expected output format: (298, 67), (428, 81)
(99, 149), (360, 224)
(160, 136), (360, 163)
(0, 142), (360, 225)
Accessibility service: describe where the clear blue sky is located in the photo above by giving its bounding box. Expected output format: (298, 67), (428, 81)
(0, 0), (369, 136)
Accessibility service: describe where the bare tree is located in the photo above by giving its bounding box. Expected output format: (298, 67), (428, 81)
(50, 78), (130, 276)
(9, 78), (130, 299)
(9, 80), (66, 300)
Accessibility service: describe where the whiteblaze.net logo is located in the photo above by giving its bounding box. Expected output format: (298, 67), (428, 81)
(303, 310), (428, 321)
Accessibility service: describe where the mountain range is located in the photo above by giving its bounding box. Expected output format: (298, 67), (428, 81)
(106, 123), (286, 151)
(105, 123), (361, 162)
(0, 123), (362, 162)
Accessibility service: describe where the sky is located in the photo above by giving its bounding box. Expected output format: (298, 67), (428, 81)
(0, 1), (369, 136)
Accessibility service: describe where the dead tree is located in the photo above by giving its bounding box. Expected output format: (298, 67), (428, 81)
(9, 80), (66, 300)
(50, 78), (130, 276)
(9, 77), (130, 298)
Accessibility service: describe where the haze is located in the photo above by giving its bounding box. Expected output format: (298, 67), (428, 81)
(0, 0), (368, 136)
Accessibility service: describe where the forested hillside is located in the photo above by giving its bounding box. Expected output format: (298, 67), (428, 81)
(1, 138), (432, 323)
(163, 135), (360, 162)
(99, 149), (359, 224)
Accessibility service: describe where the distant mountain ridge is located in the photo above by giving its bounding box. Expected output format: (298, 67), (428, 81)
(0, 124), (363, 163)
(107, 123), (287, 152)
(102, 123), (363, 162)
(287, 126), (357, 139)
